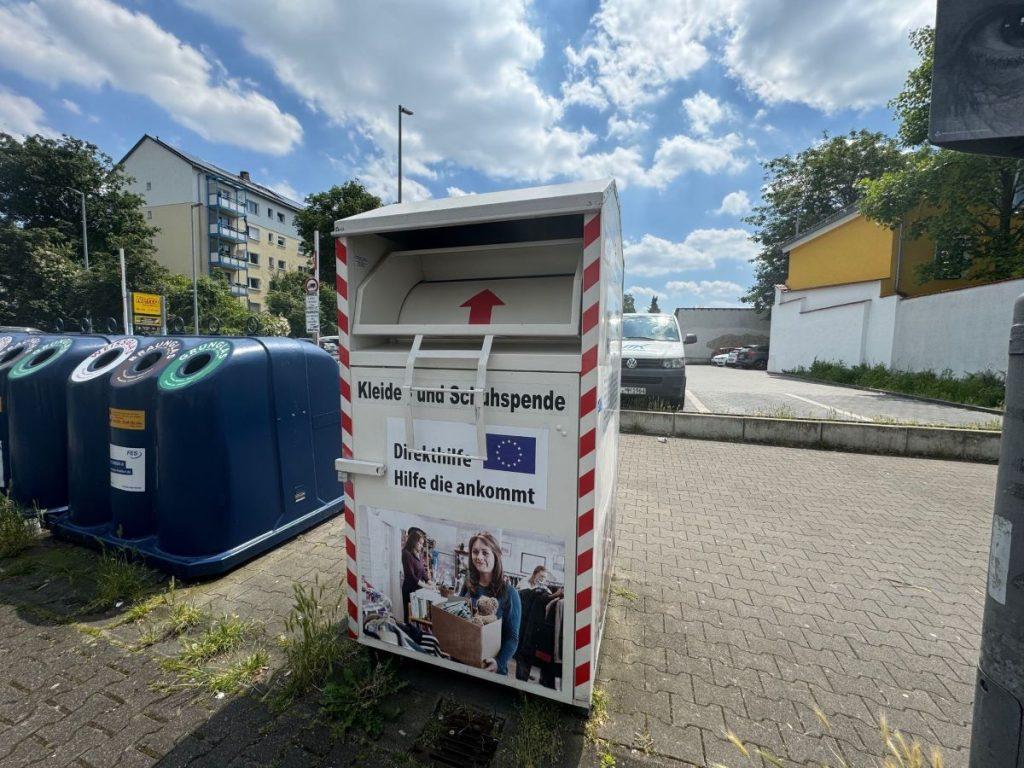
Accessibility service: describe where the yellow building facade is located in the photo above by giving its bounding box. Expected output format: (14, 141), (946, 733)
(785, 207), (986, 298)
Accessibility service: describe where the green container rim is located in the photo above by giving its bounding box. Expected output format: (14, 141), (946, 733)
(158, 339), (233, 391)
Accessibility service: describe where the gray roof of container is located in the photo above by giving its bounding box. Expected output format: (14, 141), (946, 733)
(334, 178), (615, 236)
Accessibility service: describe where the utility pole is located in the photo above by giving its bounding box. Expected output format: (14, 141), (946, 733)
(398, 104), (413, 203)
(190, 202), (203, 334)
(119, 248), (131, 335)
(68, 187), (89, 269)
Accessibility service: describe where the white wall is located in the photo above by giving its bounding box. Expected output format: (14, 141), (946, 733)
(768, 281), (896, 372)
(769, 277), (1024, 376)
(122, 138), (199, 206)
(893, 279), (1024, 376)
(675, 307), (770, 362)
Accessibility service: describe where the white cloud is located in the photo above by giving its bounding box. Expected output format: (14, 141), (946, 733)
(723, 0), (934, 112)
(681, 90), (730, 135)
(665, 279), (745, 300)
(0, 88), (55, 138)
(714, 190), (752, 217)
(0, 0), (302, 154)
(626, 228), (756, 277)
(358, 154), (432, 203)
(60, 98), (80, 115)
(626, 285), (665, 299)
(606, 114), (648, 140)
(560, 78), (608, 110)
(567, 0), (933, 115)
(564, 0), (731, 112)
(267, 180), (299, 201)
(445, 186), (470, 197)
(646, 133), (748, 187)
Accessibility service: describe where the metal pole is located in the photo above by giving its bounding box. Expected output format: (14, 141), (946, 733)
(398, 105), (403, 204)
(80, 190), (89, 270)
(119, 248), (132, 335)
(313, 230), (320, 346)
(190, 203), (201, 334)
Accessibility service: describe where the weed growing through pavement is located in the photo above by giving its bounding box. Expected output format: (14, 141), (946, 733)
(716, 710), (944, 768)
(0, 495), (36, 558)
(320, 649), (406, 738)
(92, 549), (159, 610)
(202, 649), (270, 695)
(610, 584), (639, 602)
(584, 687), (616, 767)
(273, 578), (348, 705)
(165, 614), (255, 669)
(507, 694), (563, 768)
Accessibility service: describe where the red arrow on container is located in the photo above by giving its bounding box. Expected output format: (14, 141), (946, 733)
(460, 289), (505, 324)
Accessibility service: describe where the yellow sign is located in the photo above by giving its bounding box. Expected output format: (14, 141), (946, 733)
(109, 407), (146, 431)
(132, 292), (162, 316)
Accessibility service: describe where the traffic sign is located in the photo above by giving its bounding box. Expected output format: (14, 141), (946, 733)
(304, 276), (319, 295)
(304, 293), (320, 334)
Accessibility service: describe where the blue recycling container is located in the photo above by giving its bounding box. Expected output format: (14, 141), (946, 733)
(150, 337), (343, 576)
(108, 337), (198, 538)
(65, 338), (139, 527)
(0, 334), (46, 493)
(7, 336), (110, 511)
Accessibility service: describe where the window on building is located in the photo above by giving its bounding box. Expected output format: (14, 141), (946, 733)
(277, 236), (285, 247)
(247, 200), (259, 215)
(249, 252), (259, 265)
(932, 239), (972, 280)
(277, 259), (286, 270)
(248, 277), (261, 290)
(248, 302), (261, 312)
(248, 225), (260, 239)
(267, 207), (273, 218)
(146, 181), (152, 191)
(146, 210), (152, 219)
(267, 232), (273, 243)
(277, 212), (285, 223)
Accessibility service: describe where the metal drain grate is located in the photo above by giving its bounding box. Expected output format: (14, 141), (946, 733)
(413, 697), (506, 767)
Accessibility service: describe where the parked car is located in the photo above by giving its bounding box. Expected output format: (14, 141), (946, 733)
(620, 313), (697, 407)
(734, 345), (769, 370)
(725, 349), (740, 366)
(711, 346), (738, 366)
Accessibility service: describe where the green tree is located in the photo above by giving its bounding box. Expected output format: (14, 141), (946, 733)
(265, 270), (338, 337)
(859, 26), (1024, 284)
(293, 181), (382, 283)
(647, 295), (661, 313)
(623, 293), (636, 313)
(0, 133), (163, 328)
(164, 273), (249, 334)
(742, 131), (905, 312)
(0, 228), (79, 327)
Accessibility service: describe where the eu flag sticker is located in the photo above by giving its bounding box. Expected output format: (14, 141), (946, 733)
(483, 434), (537, 474)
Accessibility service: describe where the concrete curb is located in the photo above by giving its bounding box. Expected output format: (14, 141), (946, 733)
(620, 410), (1001, 463)
(771, 372), (1004, 416)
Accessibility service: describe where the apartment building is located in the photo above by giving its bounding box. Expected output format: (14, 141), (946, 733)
(119, 135), (308, 311)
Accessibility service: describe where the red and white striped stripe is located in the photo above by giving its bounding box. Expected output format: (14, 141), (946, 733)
(336, 237), (359, 638)
(574, 211), (601, 702)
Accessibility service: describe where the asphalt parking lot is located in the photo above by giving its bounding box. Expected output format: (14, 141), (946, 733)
(684, 365), (1000, 428)
(0, 434), (993, 767)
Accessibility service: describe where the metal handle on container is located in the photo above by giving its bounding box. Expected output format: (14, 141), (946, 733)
(403, 333), (493, 462)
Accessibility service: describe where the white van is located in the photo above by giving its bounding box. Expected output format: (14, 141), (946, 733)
(620, 313), (696, 407)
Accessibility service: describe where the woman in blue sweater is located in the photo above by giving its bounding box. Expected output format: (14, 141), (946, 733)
(460, 531), (521, 675)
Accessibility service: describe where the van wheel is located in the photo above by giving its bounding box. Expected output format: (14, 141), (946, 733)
(755, 360), (767, 370)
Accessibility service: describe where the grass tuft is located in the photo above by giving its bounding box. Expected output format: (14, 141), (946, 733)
(508, 694), (563, 768)
(274, 579), (347, 704)
(610, 584), (639, 602)
(93, 549), (159, 609)
(203, 650), (270, 695)
(0, 495), (36, 558)
(320, 649), (405, 738)
(166, 614), (254, 669)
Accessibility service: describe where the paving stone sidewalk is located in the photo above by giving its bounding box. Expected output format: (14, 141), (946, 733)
(0, 436), (996, 767)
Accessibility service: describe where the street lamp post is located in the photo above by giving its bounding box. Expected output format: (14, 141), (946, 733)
(190, 202), (203, 334)
(398, 104), (413, 203)
(67, 187), (89, 269)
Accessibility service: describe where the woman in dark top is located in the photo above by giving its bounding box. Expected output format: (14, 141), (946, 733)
(459, 531), (521, 675)
(401, 528), (430, 623)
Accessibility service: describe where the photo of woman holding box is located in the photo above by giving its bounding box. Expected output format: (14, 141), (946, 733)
(401, 528), (432, 623)
(460, 531), (521, 675)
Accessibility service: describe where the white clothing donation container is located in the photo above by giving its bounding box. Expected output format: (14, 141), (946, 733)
(333, 179), (623, 708)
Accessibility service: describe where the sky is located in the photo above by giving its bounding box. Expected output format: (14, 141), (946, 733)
(0, 0), (934, 311)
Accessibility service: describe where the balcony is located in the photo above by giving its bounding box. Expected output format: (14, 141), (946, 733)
(209, 222), (247, 243)
(209, 250), (249, 271)
(208, 193), (246, 216)
(229, 282), (248, 297)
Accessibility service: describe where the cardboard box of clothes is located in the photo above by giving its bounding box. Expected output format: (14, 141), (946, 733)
(429, 598), (501, 667)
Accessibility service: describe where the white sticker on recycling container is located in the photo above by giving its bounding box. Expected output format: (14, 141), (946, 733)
(110, 444), (145, 493)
